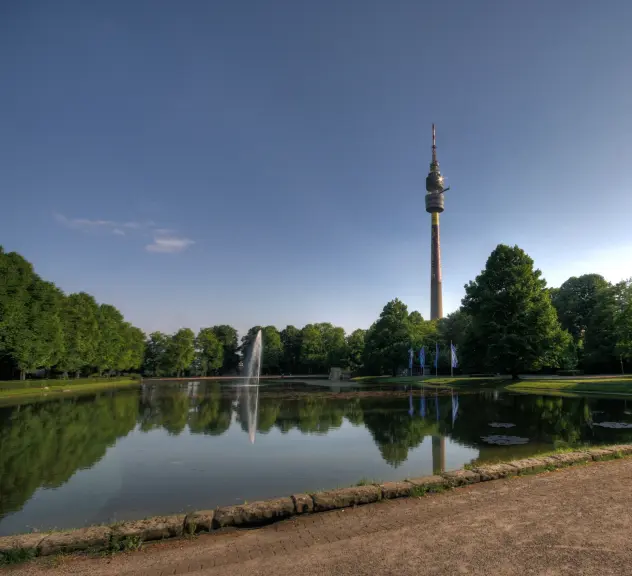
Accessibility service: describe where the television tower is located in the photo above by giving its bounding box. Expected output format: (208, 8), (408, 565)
(425, 124), (450, 320)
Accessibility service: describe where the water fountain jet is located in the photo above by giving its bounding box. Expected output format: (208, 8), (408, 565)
(241, 329), (262, 443)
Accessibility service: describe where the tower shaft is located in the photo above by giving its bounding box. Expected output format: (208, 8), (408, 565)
(430, 212), (443, 320)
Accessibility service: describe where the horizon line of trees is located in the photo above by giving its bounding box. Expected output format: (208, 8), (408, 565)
(1, 244), (631, 381)
(0, 247), (144, 380)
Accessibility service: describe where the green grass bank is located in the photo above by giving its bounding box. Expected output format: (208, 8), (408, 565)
(354, 375), (632, 395)
(0, 377), (141, 402)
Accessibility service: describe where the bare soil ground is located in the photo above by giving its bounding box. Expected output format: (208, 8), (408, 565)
(7, 458), (632, 575)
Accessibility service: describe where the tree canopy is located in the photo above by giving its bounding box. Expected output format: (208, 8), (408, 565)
(462, 244), (571, 378)
(0, 247), (145, 380)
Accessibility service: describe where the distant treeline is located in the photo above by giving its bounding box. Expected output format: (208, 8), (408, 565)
(1, 244), (630, 380)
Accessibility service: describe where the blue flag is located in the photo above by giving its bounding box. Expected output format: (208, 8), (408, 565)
(420, 392), (426, 418)
(434, 342), (439, 368)
(419, 346), (425, 368)
(451, 343), (459, 369)
(408, 347), (413, 370)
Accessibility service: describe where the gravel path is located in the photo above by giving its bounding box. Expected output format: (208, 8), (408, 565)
(8, 458), (632, 575)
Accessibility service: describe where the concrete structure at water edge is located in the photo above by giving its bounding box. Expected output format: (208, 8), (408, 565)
(425, 124), (450, 321)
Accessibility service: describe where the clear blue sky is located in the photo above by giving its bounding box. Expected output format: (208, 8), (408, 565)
(1, 0), (631, 337)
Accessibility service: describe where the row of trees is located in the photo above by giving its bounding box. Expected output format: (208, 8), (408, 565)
(2, 244), (630, 380)
(0, 248), (144, 380)
(141, 323), (361, 377)
(359, 244), (631, 377)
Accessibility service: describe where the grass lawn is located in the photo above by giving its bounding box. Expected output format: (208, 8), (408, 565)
(506, 377), (632, 395)
(353, 375), (504, 387)
(353, 374), (632, 395)
(0, 377), (141, 402)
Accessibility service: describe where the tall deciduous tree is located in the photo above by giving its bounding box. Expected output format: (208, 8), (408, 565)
(462, 244), (570, 379)
(346, 329), (366, 372)
(363, 299), (411, 376)
(117, 323), (145, 373)
(0, 251), (35, 379)
(6, 273), (65, 380)
(58, 293), (100, 377)
(301, 324), (326, 373)
(261, 326), (283, 374)
(166, 328), (196, 377)
(582, 282), (621, 373)
(321, 324), (347, 368)
(211, 325), (240, 374)
(551, 274), (610, 344)
(143, 331), (169, 377)
(615, 279), (632, 370)
(280, 325), (302, 374)
(95, 304), (125, 376)
(196, 328), (224, 376)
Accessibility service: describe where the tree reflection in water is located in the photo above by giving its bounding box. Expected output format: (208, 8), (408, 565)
(4, 382), (632, 523)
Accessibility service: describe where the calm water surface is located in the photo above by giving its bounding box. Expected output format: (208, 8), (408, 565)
(2, 380), (632, 535)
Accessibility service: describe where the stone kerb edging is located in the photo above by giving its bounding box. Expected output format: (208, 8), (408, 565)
(3, 445), (632, 561)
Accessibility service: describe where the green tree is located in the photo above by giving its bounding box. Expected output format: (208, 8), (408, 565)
(583, 283), (620, 373)
(363, 299), (411, 376)
(13, 278), (65, 378)
(0, 250), (34, 379)
(166, 328), (196, 377)
(551, 274), (610, 344)
(280, 325), (302, 374)
(346, 329), (366, 372)
(117, 323), (145, 373)
(143, 331), (169, 376)
(437, 309), (471, 350)
(211, 325), (240, 374)
(95, 304), (125, 376)
(196, 327), (224, 376)
(320, 323), (347, 369)
(462, 244), (569, 379)
(262, 326), (283, 374)
(58, 293), (100, 377)
(615, 280), (632, 370)
(300, 324), (326, 373)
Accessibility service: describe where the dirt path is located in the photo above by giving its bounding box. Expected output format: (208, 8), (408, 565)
(8, 459), (632, 575)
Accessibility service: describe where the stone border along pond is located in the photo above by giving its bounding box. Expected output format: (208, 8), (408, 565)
(2, 445), (632, 563)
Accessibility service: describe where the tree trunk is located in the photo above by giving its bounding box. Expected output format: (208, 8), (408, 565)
(20, 370), (26, 381)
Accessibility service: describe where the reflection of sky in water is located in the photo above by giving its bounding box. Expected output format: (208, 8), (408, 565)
(0, 421), (476, 535)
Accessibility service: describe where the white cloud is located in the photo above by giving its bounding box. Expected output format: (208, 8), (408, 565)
(55, 212), (194, 253)
(54, 212), (144, 232)
(145, 236), (195, 254)
(54, 213), (116, 229)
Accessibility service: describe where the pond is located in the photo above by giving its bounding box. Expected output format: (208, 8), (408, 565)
(2, 379), (632, 536)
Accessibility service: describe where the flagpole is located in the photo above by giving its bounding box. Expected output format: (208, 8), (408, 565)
(450, 340), (453, 378)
